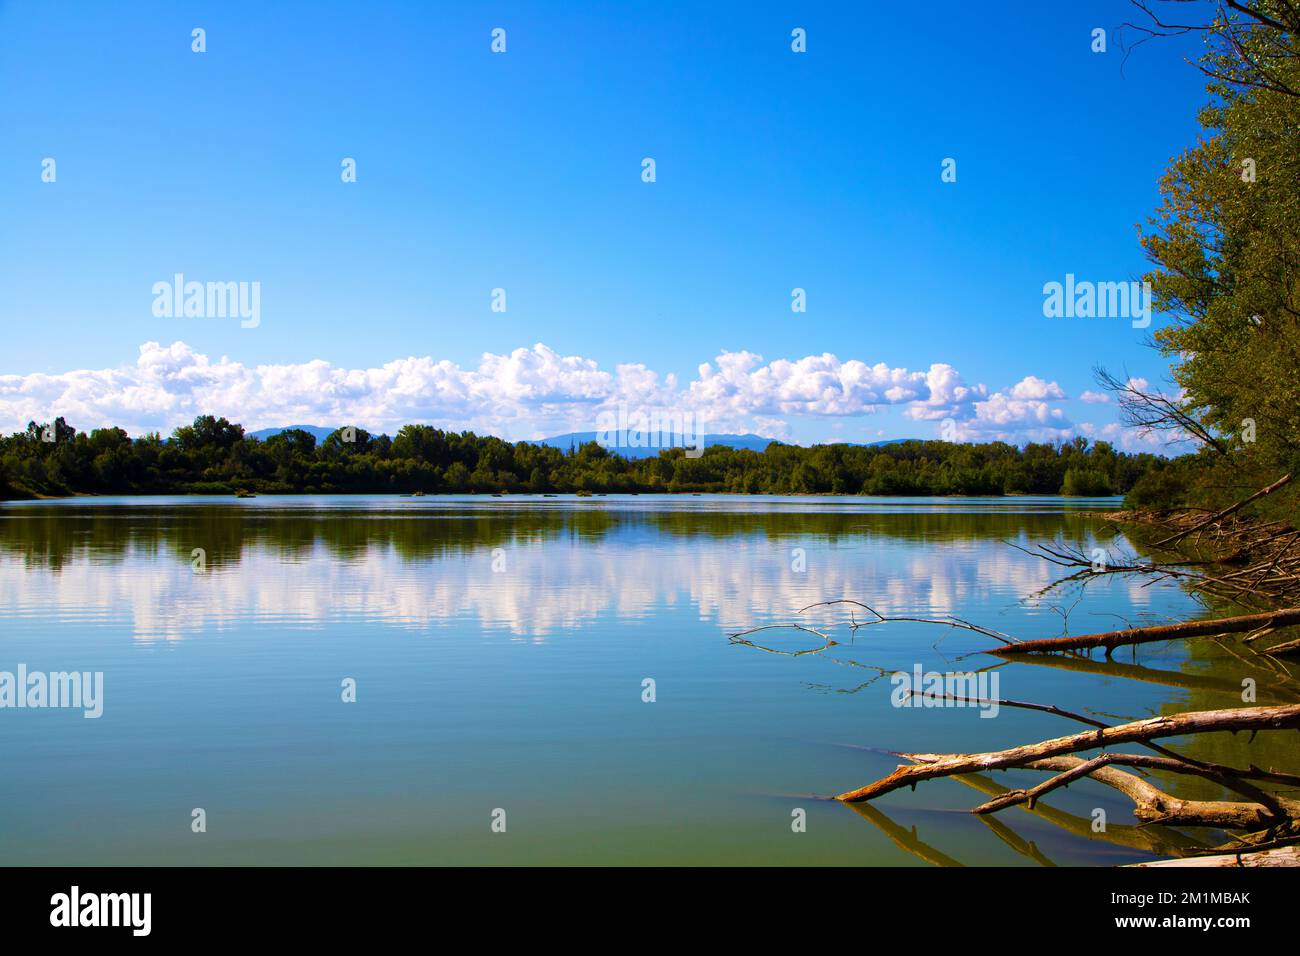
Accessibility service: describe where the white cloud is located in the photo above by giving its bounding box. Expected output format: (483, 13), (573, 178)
(0, 340), (1114, 447)
(0, 341), (663, 440)
(1008, 375), (1066, 400)
(940, 393), (1072, 443)
(1079, 390), (1110, 404)
(686, 351), (936, 418)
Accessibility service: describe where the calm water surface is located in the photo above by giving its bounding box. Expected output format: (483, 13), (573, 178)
(1, 494), (1294, 865)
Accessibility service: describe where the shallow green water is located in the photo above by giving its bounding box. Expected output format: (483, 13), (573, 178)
(0, 494), (1293, 865)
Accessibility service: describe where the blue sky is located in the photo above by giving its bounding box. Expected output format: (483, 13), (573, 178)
(0, 1), (1209, 446)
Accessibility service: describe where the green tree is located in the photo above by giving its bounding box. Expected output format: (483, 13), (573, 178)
(1134, 3), (1300, 481)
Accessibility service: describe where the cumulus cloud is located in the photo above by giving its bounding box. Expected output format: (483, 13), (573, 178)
(0, 341), (666, 440)
(1079, 390), (1110, 404)
(1008, 375), (1066, 400)
(902, 364), (989, 422)
(0, 340), (1099, 445)
(940, 393), (1072, 443)
(686, 351), (935, 418)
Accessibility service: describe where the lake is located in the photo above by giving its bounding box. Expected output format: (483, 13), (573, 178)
(1, 494), (1291, 865)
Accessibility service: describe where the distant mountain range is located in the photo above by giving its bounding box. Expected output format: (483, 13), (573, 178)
(245, 425), (912, 456)
(531, 433), (912, 456)
(247, 425), (337, 442)
(529, 431), (779, 458)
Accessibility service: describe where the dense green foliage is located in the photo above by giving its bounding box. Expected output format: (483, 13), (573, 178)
(0, 415), (1166, 499)
(1134, 4), (1300, 519)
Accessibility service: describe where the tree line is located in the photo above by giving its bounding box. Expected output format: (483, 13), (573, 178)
(0, 415), (1168, 499)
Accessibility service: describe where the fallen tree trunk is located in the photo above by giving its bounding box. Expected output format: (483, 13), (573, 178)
(938, 763), (1209, 857)
(1128, 846), (1300, 867)
(968, 754), (1300, 827)
(835, 703), (1300, 803)
(984, 607), (1300, 656)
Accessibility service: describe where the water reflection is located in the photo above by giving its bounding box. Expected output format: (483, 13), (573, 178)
(1, 496), (1140, 642)
(1, 494), (1295, 865)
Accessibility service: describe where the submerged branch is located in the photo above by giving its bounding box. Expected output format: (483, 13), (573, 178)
(797, 599), (1020, 646)
(970, 752), (1300, 826)
(835, 703), (1300, 803)
(983, 608), (1300, 656)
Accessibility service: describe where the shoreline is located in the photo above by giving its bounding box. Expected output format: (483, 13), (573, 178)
(4, 490), (1125, 503)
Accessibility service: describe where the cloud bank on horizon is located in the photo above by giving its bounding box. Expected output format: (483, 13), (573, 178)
(0, 340), (1154, 449)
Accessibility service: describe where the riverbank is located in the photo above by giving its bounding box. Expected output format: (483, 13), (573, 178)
(1098, 507), (1297, 532)
(4, 488), (1120, 504)
(1096, 507), (1299, 609)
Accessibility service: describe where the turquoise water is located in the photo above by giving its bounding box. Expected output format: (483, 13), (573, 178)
(0, 495), (1285, 865)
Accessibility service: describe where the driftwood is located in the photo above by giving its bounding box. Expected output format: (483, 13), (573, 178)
(936, 765), (1209, 859)
(1150, 473), (1292, 548)
(735, 525), (1300, 862)
(742, 585), (1300, 663)
(835, 703), (1300, 803)
(985, 607), (1300, 656)
(968, 753), (1300, 828)
(835, 706), (1300, 864)
(796, 599), (1019, 646)
(1099, 507), (1300, 606)
(1128, 846), (1300, 868)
